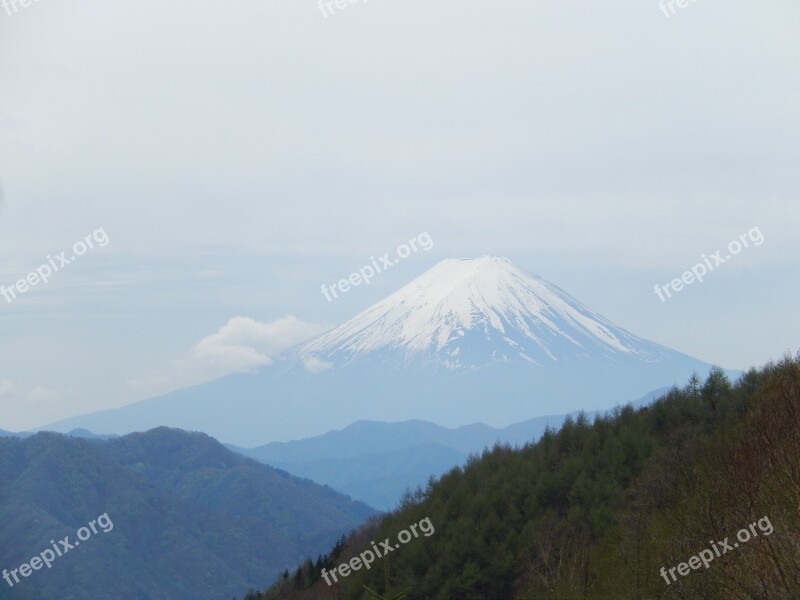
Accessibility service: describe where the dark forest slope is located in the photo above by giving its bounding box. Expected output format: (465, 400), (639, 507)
(249, 354), (800, 600)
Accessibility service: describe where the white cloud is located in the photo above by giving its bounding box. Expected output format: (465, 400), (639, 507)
(189, 316), (323, 371)
(127, 315), (327, 396)
(303, 356), (333, 373)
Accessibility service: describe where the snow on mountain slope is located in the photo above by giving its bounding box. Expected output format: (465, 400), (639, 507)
(297, 256), (672, 369)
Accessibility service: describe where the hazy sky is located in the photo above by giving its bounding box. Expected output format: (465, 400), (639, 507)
(1, 0), (798, 431)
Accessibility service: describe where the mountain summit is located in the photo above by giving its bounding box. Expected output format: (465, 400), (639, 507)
(45, 258), (724, 445)
(298, 256), (671, 369)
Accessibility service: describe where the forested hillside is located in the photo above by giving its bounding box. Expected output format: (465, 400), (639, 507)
(245, 354), (800, 600)
(0, 428), (373, 600)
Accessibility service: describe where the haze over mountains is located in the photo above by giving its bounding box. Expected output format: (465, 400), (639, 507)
(229, 414), (591, 509)
(45, 257), (723, 446)
(228, 385), (672, 509)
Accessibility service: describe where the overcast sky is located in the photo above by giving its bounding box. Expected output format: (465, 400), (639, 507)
(0, 0), (798, 431)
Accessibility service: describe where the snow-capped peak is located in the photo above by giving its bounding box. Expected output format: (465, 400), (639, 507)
(298, 256), (664, 369)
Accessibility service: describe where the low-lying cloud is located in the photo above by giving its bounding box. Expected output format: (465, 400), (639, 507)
(127, 315), (328, 396)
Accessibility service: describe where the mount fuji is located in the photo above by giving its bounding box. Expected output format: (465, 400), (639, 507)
(297, 256), (678, 369)
(45, 257), (724, 446)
